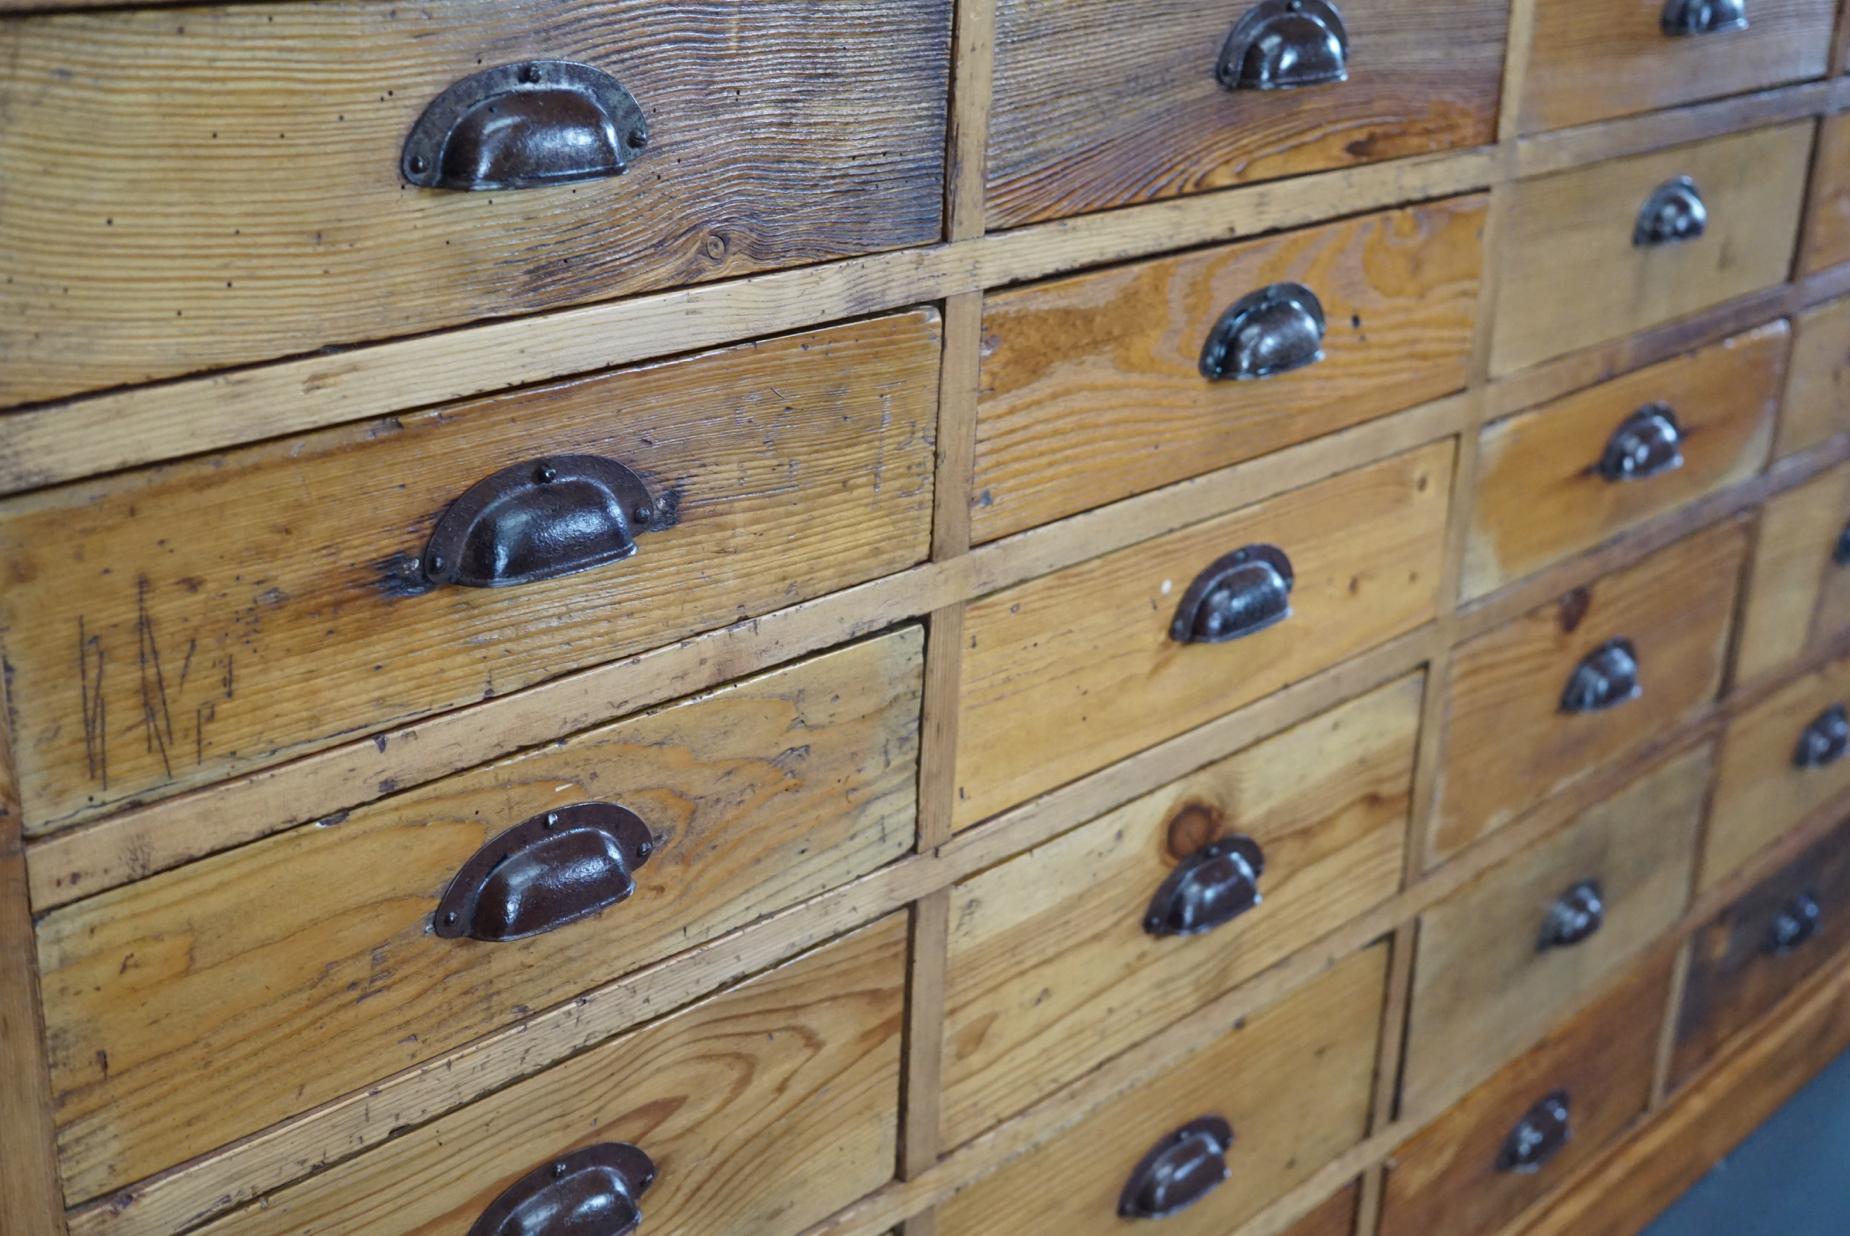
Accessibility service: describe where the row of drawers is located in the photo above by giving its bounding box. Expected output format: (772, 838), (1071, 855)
(0, 1), (1843, 405)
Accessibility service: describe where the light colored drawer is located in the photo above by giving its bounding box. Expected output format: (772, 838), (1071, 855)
(984, 0), (1505, 229)
(939, 944), (1388, 1236)
(1489, 123), (1811, 376)
(0, 0), (951, 404)
(1734, 461), (1850, 686)
(1801, 113), (1850, 275)
(191, 916), (908, 1236)
(1777, 298), (1850, 457)
(973, 197), (1483, 543)
(36, 631), (922, 1204)
(1431, 520), (1744, 861)
(1464, 321), (1782, 599)
(954, 441), (1452, 831)
(941, 675), (1420, 1147)
(1517, 0), (1834, 135)
(0, 312), (938, 833)
(1404, 747), (1705, 1116)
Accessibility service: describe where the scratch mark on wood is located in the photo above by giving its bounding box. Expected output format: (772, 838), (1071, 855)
(78, 616), (107, 789)
(135, 576), (175, 779)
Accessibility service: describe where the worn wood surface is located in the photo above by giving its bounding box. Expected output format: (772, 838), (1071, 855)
(1801, 113), (1850, 274)
(1278, 1184), (1361, 1236)
(972, 197), (1483, 542)
(1733, 461), (1850, 685)
(1464, 322), (1783, 598)
(1776, 297), (1850, 457)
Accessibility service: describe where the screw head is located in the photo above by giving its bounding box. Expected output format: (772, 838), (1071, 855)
(534, 463), (558, 484)
(552, 1161), (569, 1179)
(426, 553), (445, 575)
(407, 154), (429, 175)
(629, 127), (649, 150)
(637, 840), (653, 858)
(519, 64), (543, 84)
(442, 910), (458, 926)
(544, 812), (559, 829)
(632, 504), (653, 524)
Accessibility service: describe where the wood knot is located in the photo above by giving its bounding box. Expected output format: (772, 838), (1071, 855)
(1164, 799), (1225, 859)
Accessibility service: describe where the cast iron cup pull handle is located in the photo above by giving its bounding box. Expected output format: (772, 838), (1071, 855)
(1217, 0), (1350, 90)
(1496, 1091), (1572, 1174)
(1199, 283), (1328, 381)
(1170, 545), (1295, 644)
(436, 802), (656, 942)
(1634, 176), (1708, 247)
(1118, 1116), (1235, 1220)
(403, 60), (650, 191)
(1833, 520), (1850, 567)
(1662, 0), (1748, 36)
(1539, 879), (1605, 951)
(1598, 403), (1685, 482)
(468, 1142), (656, 1236)
(1793, 704), (1850, 769)
(423, 455), (659, 589)
(1144, 835), (1266, 937)
(1559, 638), (1642, 714)
(1765, 891), (1822, 956)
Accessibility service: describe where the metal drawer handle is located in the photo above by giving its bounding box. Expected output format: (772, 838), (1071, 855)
(1634, 176), (1708, 247)
(1833, 520), (1850, 567)
(404, 60), (650, 191)
(1217, 0), (1350, 90)
(1560, 638), (1642, 714)
(1145, 835), (1266, 937)
(423, 455), (659, 589)
(1539, 879), (1605, 951)
(1662, 0), (1748, 36)
(469, 1143), (655, 1236)
(1118, 1116), (1235, 1220)
(1765, 892), (1822, 956)
(1170, 545), (1295, 644)
(1598, 403), (1685, 482)
(1496, 1091), (1572, 1174)
(436, 802), (656, 942)
(1793, 705), (1850, 769)
(1200, 283), (1328, 381)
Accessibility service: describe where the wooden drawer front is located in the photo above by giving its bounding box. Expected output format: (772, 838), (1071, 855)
(1431, 520), (1745, 861)
(1404, 747), (1705, 1116)
(0, 1), (950, 406)
(36, 631), (921, 1203)
(1674, 816), (1850, 1087)
(984, 0), (1505, 229)
(1287, 1186), (1362, 1236)
(1800, 114), (1850, 276)
(972, 198), (1484, 543)
(192, 916), (908, 1236)
(954, 442), (1451, 831)
(938, 944), (1387, 1236)
(1733, 461), (1850, 686)
(1517, 0), (1835, 136)
(1464, 323), (1782, 599)
(1489, 124), (1812, 377)
(1703, 649), (1850, 890)
(941, 675), (1420, 1147)
(0, 312), (938, 833)
(1380, 955), (1672, 1236)
(1777, 298), (1850, 457)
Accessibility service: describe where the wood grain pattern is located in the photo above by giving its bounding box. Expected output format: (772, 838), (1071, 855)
(1281, 1184), (1361, 1236)
(1800, 113), (1850, 274)
(36, 631), (921, 1204)
(1464, 321), (1783, 598)
(0, 312), (938, 834)
(1403, 746), (1706, 1117)
(0, 0), (951, 404)
(937, 945), (1387, 1236)
(1490, 123), (1813, 375)
(984, 0), (1505, 228)
(939, 676), (1420, 1147)
(954, 441), (1451, 831)
(1777, 297), (1850, 457)
(1518, 0), (1835, 135)
(1733, 460), (1850, 685)
(1430, 520), (1746, 860)
(193, 915), (909, 1236)
(971, 198), (1484, 542)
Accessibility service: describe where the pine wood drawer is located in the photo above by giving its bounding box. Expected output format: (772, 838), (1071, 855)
(188, 916), (908, 1236)
(0, 0), (951, 406)
(940, 675), (1420, 1148)
(1380, 954), (1672, 1236)
(984, 0), (1505, 230)
(1516, 0), (1835, 136)
(1703, 648), (1850, 890)
(954, 441), (1451, 831)
(1733, 460), (1850, 686)
(1673, 816), (1850, 1088)
(0, 312), (938, 834)
(972, 197), (1484, 543)
(1776, 298), (1850, 457)
(1403, 747), (1706, 1116)
(1800, 114), (1850, 276)
(1463, 322), (1782, 600)
(1431, 520), (1745, 861)
(35, 631), (921, 1204)
(938, 944), (1388, 1236)
(1488, 124), (1812, 377)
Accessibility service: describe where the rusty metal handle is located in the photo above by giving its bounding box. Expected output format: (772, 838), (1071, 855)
(1171, 545), (1295, 644)
(1144, 835), (1266, 937)
(1598, 404), (1684, 482)
(1217, 0), (1350, 90)
(1496, 1092), (1572, 1174)
(1118, 1117), (1235, 1220)
(436, 802), (656, 943)
(469, 1143), (655, 1236)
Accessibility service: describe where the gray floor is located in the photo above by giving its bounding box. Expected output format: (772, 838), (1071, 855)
(1642, 1045), (1850, 1235)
